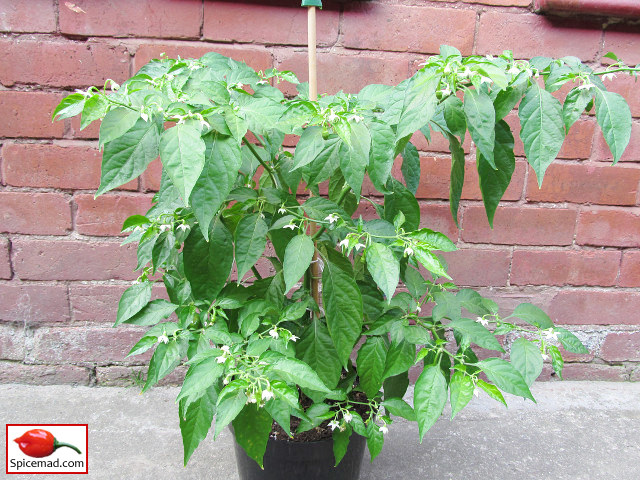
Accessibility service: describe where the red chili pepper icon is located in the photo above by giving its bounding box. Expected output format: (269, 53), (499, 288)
(14, 429), (82, 458)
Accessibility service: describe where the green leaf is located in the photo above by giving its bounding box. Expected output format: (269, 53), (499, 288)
(180, 387), (216, 465)
(510, 338), (543, 386)
(80, 94), (109, 130)
(414, 248), (450, 280)
(177, 356), (225, 403)
(382, 340), (415, 380)
(594, 88), (632, 164)
(493, 79), (527, 121)
(160, 124), (206, 204)
(143, 340), (183, 392)
(115, 281), (153, 326)
(293, 126), (326, 170)
(191, 132), (242, 237)
(563, 87), (593, 132)
(214, 389), (247, 439)
(548, 345), (564, 379)
(297, 403), (333, 433)
(99, 107), (141, 148)
(384, 178), (420, 231)
(448, 318), (504, 352)
(383, 372), (410, 400)
(401, 142), (421, 195)
(224, 109), (248, 142)
(339, 122), (371, 198)
(296, 319), (342, 390)
(555, 327), (589, 354)
(234, 213), (268, 281)
(357, 336), (387, 398)
(123, 299), (178, 326)
(381, 398), (416, 421)
(443, 95), (466, 138)
(414, 365), (447, 441)
(333, 426), (352, 467)
(446, 133), (465, 227)
(365, 421), (385, 461)
(365, 243), (400, 303)
(477, 358), (535, 402)
(283, 234), (315, 293)
(464, 89), (496, 168)
(302, 136), (342, 186)
(519, 84), (565, 187)
(409, 228), (457, 252)
(126, 335), (157, 357)
(232, 404), (273, 469)
(270, 355), (332, 393)
(52, 93), (85, 121)
(322, 256), (363, 368)
(477, 378), (507, 406)
(396, 71), (440, 140)
(449, 371), (474, 419)
(97, 118), (160, 196)
(511, 303), (553, 329)
(184, 219), (233, 302)
(477, 120), (515, 227)
(367, 120), (396, 192)
(237, 95), (286, 135)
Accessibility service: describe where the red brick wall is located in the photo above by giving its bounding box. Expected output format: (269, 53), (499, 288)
(1, 0), (639, 385)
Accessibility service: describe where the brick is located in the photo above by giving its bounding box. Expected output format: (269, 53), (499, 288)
(0, 91), (65, 138)
(411, 130), (472, 155)
(0, 284), (70, 323)
(95, 364), (187, 386)
(526, 163), (640, 206)
(12, 239), (139, 281)
(0, 0), (56, 33)
(0, 237), (10, 279)
(133, 42), (273, 74)
(618, 251), (640, 287)
(604, 74), (640, 117)
(203, 2), (339, 46)
(511, 249), (621, 287)
(69, 116), (100, 140)
(549, 289), (640, 325)
(70, 283), (167, 322)
(506, 114), (596, 160)
(538, 363), (630, 381)
(601, 333), (640, 362)
(631, 366), (640, 381)
(141, 158), (163, 191)
(418, 203), (460, 242)
(603, 27), (640, 66)
(75, 194), (153, 236)
(576, 208), (640, 248)
(60, 0), (202, 39)
(0, 192), (72, 235)
(461, 206), (576, 246)
(31, 326), (149, 364)
(0, 362), (90, 385)
(477, 12), (601, 61)
(342, 4), (476, 55)
(0, 38), (131, 88)
(0, 323), (24, 360)
(475, 286), (558, 317)
(410, 157), (525, 202)
(442, 248), (511, 287)
(462, 0), (531, 5)
(1, 142), (138, 190)
(276, 50), (410, 95)
(593, 122), (640, 163)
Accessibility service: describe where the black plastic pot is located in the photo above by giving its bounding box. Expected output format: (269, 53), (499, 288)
(233, 431), (366, 480)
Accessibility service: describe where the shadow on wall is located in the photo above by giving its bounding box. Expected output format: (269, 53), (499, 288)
(204, 0), (372, 11)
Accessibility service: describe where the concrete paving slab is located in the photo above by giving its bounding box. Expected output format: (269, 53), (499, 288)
(1, 382), (639, 479)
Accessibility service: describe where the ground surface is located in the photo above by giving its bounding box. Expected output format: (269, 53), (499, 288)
(1, 382), (639, 479)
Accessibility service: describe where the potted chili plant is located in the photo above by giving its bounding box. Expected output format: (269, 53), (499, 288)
(53, 45), (636, 478)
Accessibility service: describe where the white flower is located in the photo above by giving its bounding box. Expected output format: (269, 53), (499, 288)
(216, 355), (227, 364)
(237, 82), (244, 89)
(290, 335), (299, 342)
(247, 393), (258, 404)
(349, 114), (363, 123)
(200, 118), (210, 129)
(415, 306), (422, 313)
(159, 224), (172, 233)
(166, 74), (175, 81)
(257, 79), (269, 86)
(338, 239), (349, 249)
(507, 65), (520, 75)
(602, 72), (616, 81)
(278, 207), (287, 214)
(325, 213), (339, 224)
(439, 84), (452, 96)
(133, 226), (144, 233)
(269, 328), (279, 339)
(177, 223), (190, 232)
(404, 246), (414, 256)
(283, 223), (297, 230)
(140, 112), (149, 122)
(327, 110), (339, 123)
(475, 316), (489, 327)
(109, 80), (120, 92)
(542, 329), (559, 341)
(459, 67), (473, 79)
(328, 420), (340, 431)
(443, 64), (452, 74)
(379, 425), (389, 435)
(479, 76), (492, 85)
(473, 388), (479, 397)
(354, 243), (366, 251)
(577, 82), (595, 91)
(261, 389), (275, 401)
(223, 377), (230, 385)
(157, 334), (169, 344)
(343, 411), (353, 423)
(541, 354), (550, 361)
(220, 345), (231, 354)
(260, 213), (265, 219)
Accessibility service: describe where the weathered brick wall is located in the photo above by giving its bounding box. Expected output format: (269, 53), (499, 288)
(0, 0), (639, 386)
